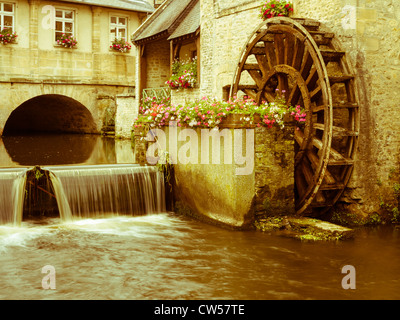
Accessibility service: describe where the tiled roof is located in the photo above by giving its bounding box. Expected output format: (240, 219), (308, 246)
(168, 0), (199, 40)
(55, 0), (155, 13)
(132, 0), (198, 43)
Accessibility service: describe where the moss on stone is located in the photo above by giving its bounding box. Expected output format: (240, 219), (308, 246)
(255, 216), (354, 241)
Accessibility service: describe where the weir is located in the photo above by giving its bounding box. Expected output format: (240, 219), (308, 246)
(0, 164), (166, 226)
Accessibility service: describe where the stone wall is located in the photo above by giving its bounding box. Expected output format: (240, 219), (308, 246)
(170, 87), (201, 105)
(115, 94), (138, 139)
(200, 0), (260, 98)
(144, 40), (171, 88)
(254, 125), (295, 218)
(198, 0), (400, 222)
(133, 122), (295, 229)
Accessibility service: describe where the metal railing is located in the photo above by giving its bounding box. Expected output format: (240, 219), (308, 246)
(142, 87), (171, 102)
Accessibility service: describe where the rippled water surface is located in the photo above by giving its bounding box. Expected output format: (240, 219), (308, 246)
(0, 213), (399, 300)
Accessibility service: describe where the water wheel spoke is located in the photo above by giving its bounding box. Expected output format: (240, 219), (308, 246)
(277, 74), (289, 96)
(291, 37), (305, 69)
(299, 159), (314, 187)
(306, 67), (319, 89)
(295, 167), (308, 199)
(274, 33), (285, 65)
(310, 85), (322, 101)
(247, 69), (264, 89)
(255, 54), (271, 77)
(260, 89), (275, 103)
(310, 191), (328, 207)
(313, 104), (326, 113)
(305, 150), (336, 184)
(244, 89), (257, 101)
(288, 83), (301, 106)
(284, 33), (296, 66)
(314, 123), (359, 137)
(300, 49), (314, 80)
(265, 42), (277, 68)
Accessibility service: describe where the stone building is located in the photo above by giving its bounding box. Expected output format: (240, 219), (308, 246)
(0, 0), (154, 138)
(131, 0), (400, 226)
(131, 0), (200, 103)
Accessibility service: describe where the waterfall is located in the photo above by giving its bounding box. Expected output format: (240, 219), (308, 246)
(0, 164), (166, 225)
(0, 168), (28, 225)
(48, 172), (73, 222)
(44, 164), (166, 219)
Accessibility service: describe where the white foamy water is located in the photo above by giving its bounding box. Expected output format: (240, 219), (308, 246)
(0, 214), (399, 300)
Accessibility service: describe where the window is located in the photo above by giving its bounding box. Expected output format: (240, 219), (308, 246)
(110, 16), (127, 41)
(55, 9), (74, 42)
(0, 2), (14, 32)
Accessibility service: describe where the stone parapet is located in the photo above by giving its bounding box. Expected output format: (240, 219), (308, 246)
(133, 122), (295, 229)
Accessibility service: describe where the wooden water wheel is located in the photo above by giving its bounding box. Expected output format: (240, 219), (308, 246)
(230, 17), (359, 216)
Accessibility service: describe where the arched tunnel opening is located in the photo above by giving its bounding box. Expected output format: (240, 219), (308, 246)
(2, 95), (100, 219)
(1, 94), (100, 166)
(3, 94), (97, 135)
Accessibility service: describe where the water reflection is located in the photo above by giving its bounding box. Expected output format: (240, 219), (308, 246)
(0, 134), (135, 167)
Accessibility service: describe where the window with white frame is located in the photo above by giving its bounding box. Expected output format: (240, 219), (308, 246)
(110, 16), (128, 41)
(0, 2), (14, 32)
(55, 9), (75, 42)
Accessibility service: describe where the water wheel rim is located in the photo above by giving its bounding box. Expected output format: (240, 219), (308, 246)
(230, 17), (334, 215)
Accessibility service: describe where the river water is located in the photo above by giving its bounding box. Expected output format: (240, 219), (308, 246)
(0, 134), (399, 300)
(0, 214), (399, 300)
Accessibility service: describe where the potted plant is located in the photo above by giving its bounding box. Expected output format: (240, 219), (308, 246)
(110, 38), (132, 53)
(259, 0), (294, 20)
(0, 28), (17, 45)
(56, 33), (77, 48)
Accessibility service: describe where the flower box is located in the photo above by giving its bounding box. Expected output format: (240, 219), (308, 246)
(0, 29), (17, 45)
(110, 38), (132, 53)
(166, 57), (197, 89)
(259, 0), (294, 20)
(56, 33), (78, 48)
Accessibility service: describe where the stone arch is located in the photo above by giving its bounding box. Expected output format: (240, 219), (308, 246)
(2, 94), (97, 135)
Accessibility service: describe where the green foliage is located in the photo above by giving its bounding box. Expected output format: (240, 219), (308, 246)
(166, 58), (198, 89)
(259, 0), (294, 20)
(133, 92), (306, 129)
(0, 28), (17, 44)
(110, 38), (132, 52)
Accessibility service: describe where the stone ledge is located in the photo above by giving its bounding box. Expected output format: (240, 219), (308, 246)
(255, 216), (355, 241)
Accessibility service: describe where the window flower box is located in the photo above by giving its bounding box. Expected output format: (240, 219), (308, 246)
(56, 33), (77, 48)
(110, 38), (132, 53)
(0, 28), (17, 45)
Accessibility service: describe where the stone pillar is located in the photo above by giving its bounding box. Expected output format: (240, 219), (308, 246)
(91, 6), (102, 82)
(28, 0), (40, 79)
(199, 0), (215, 97)
(254, 124), (295, 217)
(115, 94), (138, 139)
